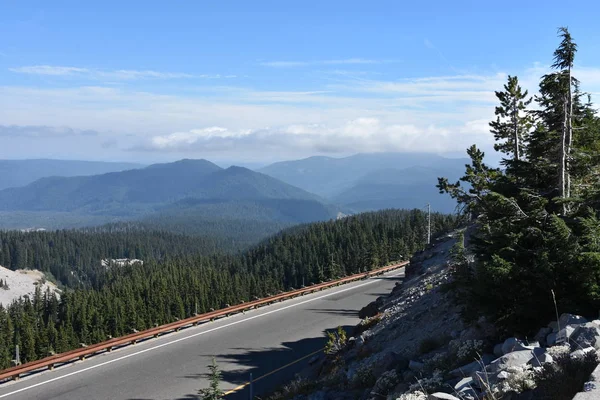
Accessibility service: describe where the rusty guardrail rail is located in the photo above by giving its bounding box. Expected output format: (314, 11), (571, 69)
(0, 261), (408, 382)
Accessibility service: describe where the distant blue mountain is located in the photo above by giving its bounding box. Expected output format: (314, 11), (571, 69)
(259, 152), (466, 213)
(0, 159), (338, 228)
(0, 159), (142, 190)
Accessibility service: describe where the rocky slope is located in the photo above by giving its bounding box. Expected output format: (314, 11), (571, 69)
(0, 265), (60, 306)
(265, 229), (600, 400)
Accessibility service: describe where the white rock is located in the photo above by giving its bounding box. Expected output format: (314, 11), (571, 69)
(570, 347), (596, 360)
(487, 349), (544, 374)
(497, 370), (510, 380)
(454, 377), (474, 391)
(428, 393), (460, 400)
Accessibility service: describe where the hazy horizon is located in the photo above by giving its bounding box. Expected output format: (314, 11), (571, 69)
(2, 1), (598, 164)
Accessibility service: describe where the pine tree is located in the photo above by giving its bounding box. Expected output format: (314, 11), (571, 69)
(490, 75), (533, 167)
(198, 357), (224, 400)
(438, 27), (600, 333)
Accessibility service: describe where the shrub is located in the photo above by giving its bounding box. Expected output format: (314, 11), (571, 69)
(265, 376), (319, 400)
(449, 339), (484, 364)
(352, 364), (377, 388)
(419, 337), (442, 354)
(325, 326), (347, 356)
(531, 350), (599, 400)
(409, 369), (444, 393)
(397, 391), (427, 400)
(354, 313), (382, 336)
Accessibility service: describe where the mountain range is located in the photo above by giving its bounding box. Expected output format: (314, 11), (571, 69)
(259, 153), (466, 212)
(0, 153), (466, 238)
(0, 159), (142, 191)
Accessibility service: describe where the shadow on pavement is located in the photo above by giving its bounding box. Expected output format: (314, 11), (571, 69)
(306, 308), (358, 317)
(212, 325), (354, 400)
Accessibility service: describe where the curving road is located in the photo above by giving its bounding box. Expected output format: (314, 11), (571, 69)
(0, 269), (404, 400)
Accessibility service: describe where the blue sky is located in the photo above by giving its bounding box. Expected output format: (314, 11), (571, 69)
(1, 0), (600, 164)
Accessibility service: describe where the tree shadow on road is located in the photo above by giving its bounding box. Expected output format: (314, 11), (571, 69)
(209, 325), (354, 399)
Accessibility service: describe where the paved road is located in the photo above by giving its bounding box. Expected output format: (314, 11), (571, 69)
(0, 269), (404, 400)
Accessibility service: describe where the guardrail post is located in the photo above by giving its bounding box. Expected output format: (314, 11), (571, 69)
(249, 372), (253, 400)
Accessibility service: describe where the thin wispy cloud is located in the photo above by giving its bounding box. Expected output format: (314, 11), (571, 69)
(138, 117), (492, 157)
(9, 65), (234, 80)
(0, 124), (99, 138)
(260, 58), (396, 67)
(3, 63), (599, 161)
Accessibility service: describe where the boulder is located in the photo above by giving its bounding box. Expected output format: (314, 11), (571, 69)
(487, 349), (545, 374)
(555, 325), (577, 344)
(501, 337), (523, 355)
(570, 322), (600, 350)
(534, 327), (552, 346)
(546, 332), (557, 346)
(493, 343), (504, 357)
(558, 313), (587, 329)
(527, 352), (553, 367)
(450, 360), (482, 378)
(548, 320), (559, 332)
(359, 301), (379, 319)
(428, 394), (460, 400)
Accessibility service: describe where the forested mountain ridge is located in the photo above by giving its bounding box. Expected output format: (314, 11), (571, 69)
(259, 153), (466, 212)
(0, 159), (339, 235)
(0, 209), (458, 368)
(0, 159), (142, 191)
(0, 227), (237, 289)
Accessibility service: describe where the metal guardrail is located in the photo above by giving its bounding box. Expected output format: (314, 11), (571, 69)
(0, 261), (408, 382)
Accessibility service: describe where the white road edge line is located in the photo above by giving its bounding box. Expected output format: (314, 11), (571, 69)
(0, 270), (403, 399)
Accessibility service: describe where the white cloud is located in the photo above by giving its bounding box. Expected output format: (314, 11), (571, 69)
(0, 124), (99, 137)
(2, 62), (599, 162)
(139, 117), (493, 158)
(8, 65), (230, 80)
(9, 66), (89, 76)
(260, 58), (395, 67)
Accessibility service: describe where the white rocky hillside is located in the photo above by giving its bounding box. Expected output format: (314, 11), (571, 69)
(265, 229), (600, 400)
(0, 265), (60, 307)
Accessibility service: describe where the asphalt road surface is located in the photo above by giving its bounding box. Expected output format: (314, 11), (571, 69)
(0, 268), (404, 400)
